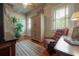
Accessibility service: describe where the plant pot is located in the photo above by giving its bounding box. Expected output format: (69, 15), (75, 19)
(15, 32), (21, 38)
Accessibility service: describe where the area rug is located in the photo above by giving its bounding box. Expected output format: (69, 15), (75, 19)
(16, 40), (45, 56)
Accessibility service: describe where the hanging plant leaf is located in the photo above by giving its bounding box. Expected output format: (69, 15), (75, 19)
(11, 16), (17, 24)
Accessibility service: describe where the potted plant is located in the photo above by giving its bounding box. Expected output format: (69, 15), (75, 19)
(11, 16), (23, 38)
(15, 23), (23, 37)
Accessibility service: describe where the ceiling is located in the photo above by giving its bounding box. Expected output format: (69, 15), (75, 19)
(9, 3), (46, 14)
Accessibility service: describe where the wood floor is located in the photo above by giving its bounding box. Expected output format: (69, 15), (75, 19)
(16, 40), (49, 56)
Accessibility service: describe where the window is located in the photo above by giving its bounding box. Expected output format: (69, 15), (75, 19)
(17, 17), (26, 34)
(53, 6), (69, 29)
(27, 17), (31, 35)
(28, 18), (31, 30)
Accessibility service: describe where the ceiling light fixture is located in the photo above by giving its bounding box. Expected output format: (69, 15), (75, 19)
(23, 3), (29, 8)
(23, 3), (32, 8)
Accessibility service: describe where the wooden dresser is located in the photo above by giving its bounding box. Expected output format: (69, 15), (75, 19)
(0, 4), (17, 56)
(0, 39), (17, 56)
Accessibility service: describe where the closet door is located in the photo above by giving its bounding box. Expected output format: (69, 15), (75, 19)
(31, 14), (41, 42)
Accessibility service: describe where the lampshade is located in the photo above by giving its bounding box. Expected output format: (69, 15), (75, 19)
(71, 12), (79, 21)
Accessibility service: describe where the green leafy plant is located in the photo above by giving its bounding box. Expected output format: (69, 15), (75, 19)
(15, 23), (23, 37)
(11, 16), (23, 37)
(11, 16), (17, 24)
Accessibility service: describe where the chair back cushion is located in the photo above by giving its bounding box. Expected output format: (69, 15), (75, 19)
(52, 28), (69, 41)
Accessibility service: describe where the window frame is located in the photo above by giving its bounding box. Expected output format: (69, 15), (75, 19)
(53, 5), (69, 30)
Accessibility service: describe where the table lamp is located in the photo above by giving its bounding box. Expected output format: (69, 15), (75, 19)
(71, 11), (79, 40)
(71, 12), (79, 21)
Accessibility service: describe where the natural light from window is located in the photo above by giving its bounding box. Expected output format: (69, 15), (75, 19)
(56, 8), (65, 19)
(28, 18), (31, 30)
(53, 6), (69, 29)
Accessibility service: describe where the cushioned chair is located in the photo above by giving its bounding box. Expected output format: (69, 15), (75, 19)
(43, 28), (69, 48)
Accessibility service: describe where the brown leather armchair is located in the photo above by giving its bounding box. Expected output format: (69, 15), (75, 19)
(43, 28), (69, 48)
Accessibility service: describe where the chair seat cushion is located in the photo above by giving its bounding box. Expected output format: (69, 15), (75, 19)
(45, 39), (56, 44)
